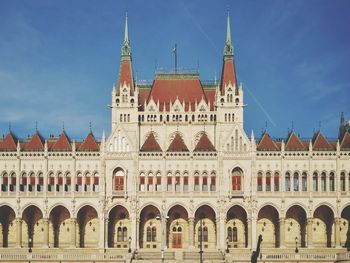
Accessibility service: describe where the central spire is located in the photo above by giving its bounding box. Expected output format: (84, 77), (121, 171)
(224, 12), (233, 56)
(121, 13), (131, 58)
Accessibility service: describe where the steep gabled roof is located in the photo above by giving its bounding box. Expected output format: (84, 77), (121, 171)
(117, 59), (134, 95)
(23, 132), (44, 151)
(167, 133), (188, 152)
(257, 132), (279, 151)
(285, 132), (306, 151)
(78, 132), (99, 151)
(312, 132), (333, 150)
(140, 132), (162, 152)
(194, 133), (215, 152)
(203, 88), (216, 111)
(0, 132), (18, 151)
(51, 131), (71, 151)
(147, 75), (207, 112)
(340, 131), (350, 150)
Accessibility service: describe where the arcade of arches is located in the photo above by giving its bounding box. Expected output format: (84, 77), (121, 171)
(0, 204), (349, 250)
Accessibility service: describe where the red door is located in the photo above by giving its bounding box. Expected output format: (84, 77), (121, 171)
(172, 233), (182, 248)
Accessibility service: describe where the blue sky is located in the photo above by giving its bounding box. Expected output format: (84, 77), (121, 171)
(0, 0), (349, 141)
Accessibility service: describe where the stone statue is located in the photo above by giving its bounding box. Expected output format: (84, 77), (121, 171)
(251, 234), (263, 263)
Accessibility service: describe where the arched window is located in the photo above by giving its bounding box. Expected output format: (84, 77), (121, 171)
(175, 172), (181, 192)
(301, 172), (307, 191)
(198, 226), (202, 242)
(203, 226), (208, 242)
(139, 172), (145, 191)
(194, 172), (199, 192)
(183, 172), (189, 192)
(266, 172), (271, 192)
(20, 172), (27, 192)
(227, 227), (232, 242)
(293, 172), (299, 191)
(202, 172), (208, 192)
(49, 172), (55, 192)
(123, 227), (128, 242)
(57, 172), (63, 192)
(147, 173), (154, 191)
(37, 172), (44, 192)
(321, 172), (326, 191)
(156, 172), (162, 192)
(167, 172), (172, 191)
(329, 172), (335, 191)
(84, 172), (91, 192)
(151, 227), (157, 242)
(274, 172), (280, 191)
(76, 172), (82, 192)
(92, 173), (99, 192)
(28, 172), (35, 192)
(340, 172), (346, 192)
(114, 168), (125, 191)
(9, 172), (16, 192)
(117, 227), (123, 242)
(285, 172), (291, 192)
(146, 227), (151, 242)
(257, 172), (263, 192)
(210, 172), (216, 192)
(1, 172), (8, 191)
(232, 227), (238, 242)
(65, 172), (71, 192)
(232, 168), (243, 191)
(313, 172), (318, 191)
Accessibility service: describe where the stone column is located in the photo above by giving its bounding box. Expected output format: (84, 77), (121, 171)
(98, 216), (104, 249)
(161, 217), (167, 249)
(70, 218), (77, 247)
(335, 217), (341, 248)
(104, 218), (109, 248)
(279, 218), (286, 248)
(247, 218), (252, 249)
(136, 218), (140, 249)
(15, 218), (22, 247)
(216, 217), (221, 250)
(43, 218), (50, 247)
(251, 215), (257, 250)
(219, 216), (225, 250)
(188, 217), (195, 248)
(307, 218), (313, 248)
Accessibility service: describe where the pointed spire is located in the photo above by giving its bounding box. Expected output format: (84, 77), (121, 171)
(121, 13), (131, 58)
(224, 12), (233, 56)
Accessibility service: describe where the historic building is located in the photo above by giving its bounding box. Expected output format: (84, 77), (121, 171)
(0, 14), (350, 262)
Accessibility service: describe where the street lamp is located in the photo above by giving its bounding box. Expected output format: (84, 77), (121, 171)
(226, 237), (229, 253)
(28, 237), (32, 253)
(128, 236), (131, 253)
(295, 237), (299, 254)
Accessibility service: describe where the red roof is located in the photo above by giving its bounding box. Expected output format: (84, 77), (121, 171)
(139, 88), (151, 110)
(147, 76), (207, 112)
(194, 133), (215, 151)
(140, 132), (162, 152)
(220, 58), (237, 95)
(78, 132), (99, 151)
(0, 132), (18, 151)
(51, 132), (71, 151)
(341, 131), (350, 149)
(23, 133), (44, 151)
(117, 59), (134, 95)
(257, 132), (279, 151)
(167, 133), (188, 152)
(203, 89), (216, 111)
(312, 132), (333, 150)
(285, 132), (306, 151)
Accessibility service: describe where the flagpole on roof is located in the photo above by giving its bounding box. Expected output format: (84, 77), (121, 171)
(173, 44), (177, 74)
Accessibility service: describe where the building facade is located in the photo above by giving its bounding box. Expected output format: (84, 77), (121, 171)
(0, 14), (350, 261)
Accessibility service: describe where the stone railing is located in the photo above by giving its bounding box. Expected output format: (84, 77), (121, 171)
(337, 251), (350, 261)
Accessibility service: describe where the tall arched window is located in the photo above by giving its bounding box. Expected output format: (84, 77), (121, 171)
(227, 227), (232, 242)
(175, 172), (181, 192)
(156, 172), (162, 192)
(49, 172), (55, 192)
(329, 172), (335, 191)
(257, 172), (263, 192)
(139, 172), (145, 191)
(293, 172), (299, 191)
(57, 172), (63, 192)
(266, 172), (271, 192)
(28, 172), (35, 192)
(9, 172), (16, 192)
(313, 172), (318, 191)
(76, 172), (82, 192)
(114, 168), (125, 191)
(151, 227), (157, 242)
(302, 172), (307, 191)
(203, 226), (208, 242)
(84, 172), (91, 192)
(183, 172), (189, 192)
(285, 172), (291, 192)
(194, 172), (199, 192)
(274, 172), (280, 191)
(321, 172), (326, 191)
(147, 173), (154, 191)
(167, 172), (173, 191)
(340, 172), (346, 192)
(232, 227), (238, 242)
(92, 172), (99, 192)
(117, 227), (123, 242)
(123, 227), (128, 242)
(65, 172), (71, 192)
(202, 172), (208, 192)
(37, 172), (44, 192)
(146, 227), (151, 242)
(20, 172), (27, 192)
(1, 172), (8, 191)
(210, 172), (216, 192)
(232, 168), (243, 191)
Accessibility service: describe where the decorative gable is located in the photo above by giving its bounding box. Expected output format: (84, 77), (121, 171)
(23, 132), (44, 151)
(108, 128), (133, 153)
(167, 133), (188, 152)
(312, 132), (333, 150)
(51, 132), (71, 151)
(340, 131), (350, 150)
(194, 132), (215, 152)
(140, 132), (162, 152)
(285, 132), (306, 151)
(0, 132), (18, 151)
(257, 132), (279, 151)
(78, 132), (99, 151)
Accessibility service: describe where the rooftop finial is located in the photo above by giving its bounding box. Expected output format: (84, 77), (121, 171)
(63, 121), (65, 132)
(89, 121), (92, 133)
(121, 13), (131, 57)
(224, 12), (233, 56)
(8, 121), (11, 132)
(35, 121), (38, 132)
